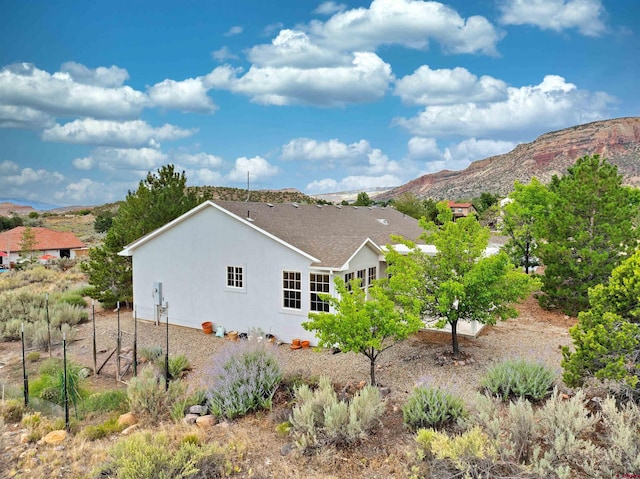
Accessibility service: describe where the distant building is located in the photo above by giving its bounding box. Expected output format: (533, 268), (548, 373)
(447, 201), (477, 219)
(0, 226), (86, 268)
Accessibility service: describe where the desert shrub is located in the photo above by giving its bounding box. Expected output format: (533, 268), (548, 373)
(205, 342), (282, 420)
(82, 389), (128, 415)
(28, 358), (87, 408)
(0, 399), (26, 423)
(402, 386), (466, 431)
(597, 397), (640, 473)
(138, 346), (163, 363)
(81, 416), (126, 441)
(95, 430), (226, 479)
(127, 366), (185, 424)
(415, 426), (498, 474)
(481, 359), (555, 402)
(1, 319), (24, 341)
(56, 288), (87, 308)
(49, 302), (88, 327)
(289, 376), (385, 452)
(26, 351), (40, 362)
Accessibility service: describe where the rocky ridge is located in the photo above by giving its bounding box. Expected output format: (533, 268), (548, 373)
(376, 117), (640, 201)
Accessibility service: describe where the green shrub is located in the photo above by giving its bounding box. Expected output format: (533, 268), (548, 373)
(289, 376), (385, 452)
(82, 389), (128, 415)
(402, 386), (466, 431)
(127, 366), (185, 424)
(166, 354), (191, 380)
(56, 289), (88, 308)
(205, 342), (282, 420)
(481, 359), (555, 402)
(138, 346), (162, 363)
(26, 351), (40, 362)
(95, 431), (226, 479)
(416, 426), (497, 472)
(0, 399), (26, 423)
(28, 358), (87, 408)
(81, 416), (126, 441)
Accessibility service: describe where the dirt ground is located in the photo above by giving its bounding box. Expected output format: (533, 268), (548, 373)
(0, 295), (577, 478)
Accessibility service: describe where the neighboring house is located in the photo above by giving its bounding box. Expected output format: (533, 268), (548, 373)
(447, 201), (477, 219)
(119, 200), (426, 345)
(0, 226), (86, 268)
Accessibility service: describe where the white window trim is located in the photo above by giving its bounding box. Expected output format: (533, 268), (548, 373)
(282, 270), (302, 311)
(225, 264), (247, 293)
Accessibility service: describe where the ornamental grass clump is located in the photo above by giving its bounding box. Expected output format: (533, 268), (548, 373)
(481, 359), (555, 402)
(205, 341), (282, 420)
(127, 366), (185, 424)
(402, 386), (466, 431)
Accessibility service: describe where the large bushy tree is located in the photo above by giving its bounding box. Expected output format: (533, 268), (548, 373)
(392, 192), (438, 222)
(84, 165), (205, 307)
(562, 249), (640, 396)
(386, 203), (538, 356)
(501, 178), (551, 274)
(302, 277), (422, 385)
(537, 155), (640, 315)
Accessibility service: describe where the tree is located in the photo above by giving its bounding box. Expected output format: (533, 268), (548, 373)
(353, 192), (373, 206)
(472, 192), (499, 214)
(94, 210), (115, 233)
(392, 192), (438, 222)
(537, 155), (640, 315)
(302, 277), (422, 385)
(19, 226), (37, 261)
(386, 202), (538, 356)
(562, 249), (640, 395)
(84, 165), (206, 307)
(501, 178), (551, 274)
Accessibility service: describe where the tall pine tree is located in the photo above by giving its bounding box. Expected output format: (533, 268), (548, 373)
(84, 165), (206, 307)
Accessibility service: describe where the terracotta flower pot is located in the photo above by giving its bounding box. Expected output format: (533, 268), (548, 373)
(301, 340), (310, 349)
(201, 322), (213, 334)
(291, 339), (302, 350)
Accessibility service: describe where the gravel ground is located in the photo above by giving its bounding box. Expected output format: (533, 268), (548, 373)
(68, 295), (576, 404)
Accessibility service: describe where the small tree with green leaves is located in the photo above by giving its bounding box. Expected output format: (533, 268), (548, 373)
(302, 277), (422, 385)
(353, 191), (373, 206)
(562, 249), (640, 395)
(386, 202), (538, 356)
(19, 226), (37, 261)
(392, 192), (438, 222)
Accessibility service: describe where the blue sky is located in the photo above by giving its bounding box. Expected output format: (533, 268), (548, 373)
(0, 0), (638, 206)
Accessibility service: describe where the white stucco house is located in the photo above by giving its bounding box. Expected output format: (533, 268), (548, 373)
(119, 200), (426, 345)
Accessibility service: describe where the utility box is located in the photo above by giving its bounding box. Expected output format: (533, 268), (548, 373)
(152, 282), (163, 306)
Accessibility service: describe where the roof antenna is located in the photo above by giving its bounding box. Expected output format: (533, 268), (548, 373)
(245, 171), (250, 203)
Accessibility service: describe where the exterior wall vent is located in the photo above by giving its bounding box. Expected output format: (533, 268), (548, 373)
(377, 218), (388, 225)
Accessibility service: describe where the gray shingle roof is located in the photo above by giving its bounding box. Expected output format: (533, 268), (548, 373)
(216, 201), (425, 268)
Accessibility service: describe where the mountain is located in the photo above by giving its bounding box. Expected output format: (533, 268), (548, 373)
(375, 117), (640, 201)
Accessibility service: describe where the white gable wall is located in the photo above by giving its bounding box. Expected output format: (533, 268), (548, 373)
(131, 206), (319, 344)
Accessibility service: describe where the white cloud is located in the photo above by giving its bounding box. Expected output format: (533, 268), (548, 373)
(395, 65), (508, 105)
(0, 63), (147, 120)
(224, 26), (243, 36)
(406, 137), (441, 159)
(395, 75), (615, 138)
(248, 29), (351, 68)
(0, 104), (54, 129)
(207, 52), (392, 106)
(307, 174), (400, 193)
(60, 61), (130, 87)
(0, 163), (63, 188)
(42, 119), (196, 148)
(173, 152), (224, 169)
(281, 138), (370, 162)
(181, 168), (223, 185)
(227, 156), (280, 182)
(309, 0), (502, 55)
(72, 147), (168, 172)
(314, 1), (347, 15)
(500, 0), (607, 36)
(211, 46), (238, 62)
(441, 138), (515, 169)
(148, 76), (218, 113)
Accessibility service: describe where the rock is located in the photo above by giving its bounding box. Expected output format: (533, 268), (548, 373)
(379, 387), (391, 397)
(280, 443), (294, 456)
(121, 424), (139, 435)
(117, 412), (137, 427)
(183, 414), (199, 425)
(357, 380), (367, 390)
(189, 405), (207, 415)
(42, 430), (66, 445)
(19, 433), (29, 444)
(458, 361), (466, 366)
(78, 367), (92, 379)
(196, 415), (217, 428)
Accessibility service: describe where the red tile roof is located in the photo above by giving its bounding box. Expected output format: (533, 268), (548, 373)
(0, 227), (86, 252)
(447, 201), (474, 208)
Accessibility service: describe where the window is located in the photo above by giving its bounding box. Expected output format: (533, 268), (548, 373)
(310, 273), (330, 312)
(344, 272), (354, 291)
(283, 271), (301, 309)
(368, 267), (377, 286)
(227, 266), (243, 288)
(357, 269), (366, 289)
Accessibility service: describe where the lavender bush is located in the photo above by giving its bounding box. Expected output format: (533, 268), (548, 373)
(205, 342), (283, 420)
(481, 359), (555, 402)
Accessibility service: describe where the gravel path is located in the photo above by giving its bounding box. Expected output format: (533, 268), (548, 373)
(68, 296), (575, 404)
